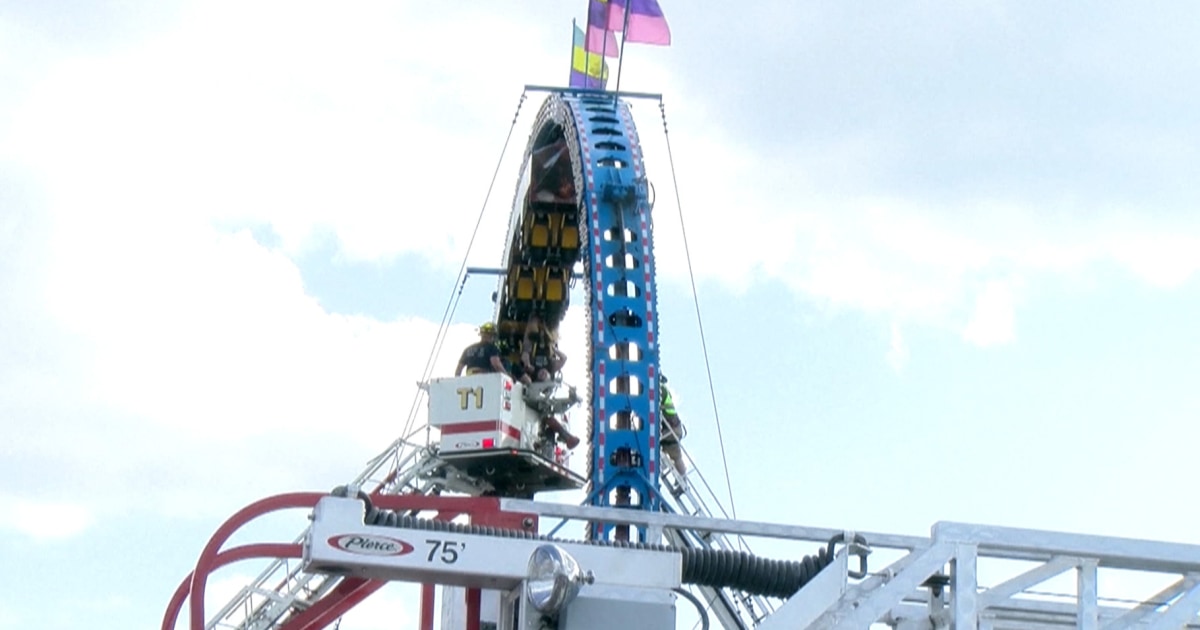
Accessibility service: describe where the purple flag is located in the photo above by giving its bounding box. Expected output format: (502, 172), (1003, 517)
(570, 23), (608, 89)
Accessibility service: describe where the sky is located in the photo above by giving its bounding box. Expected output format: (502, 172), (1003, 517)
(3, 1), (1200, 628)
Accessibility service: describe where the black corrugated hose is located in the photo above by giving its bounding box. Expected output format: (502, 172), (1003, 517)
(337, 488), (868, 599)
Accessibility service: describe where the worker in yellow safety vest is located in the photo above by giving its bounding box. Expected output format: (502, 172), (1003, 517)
(660, 374), (687, 479)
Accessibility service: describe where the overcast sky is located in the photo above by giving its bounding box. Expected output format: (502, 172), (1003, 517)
(3, 1), (1200, 628)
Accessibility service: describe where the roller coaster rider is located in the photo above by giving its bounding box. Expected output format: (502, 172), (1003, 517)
(520, 314), (567, 382)
(454, 322), (509, 377)
(519, 314), (580, 450)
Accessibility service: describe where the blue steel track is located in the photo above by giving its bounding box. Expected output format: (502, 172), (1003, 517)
(494, 90), (662, 540)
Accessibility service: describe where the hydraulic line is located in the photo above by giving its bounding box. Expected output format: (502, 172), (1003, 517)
(347, 490), (867, 600)
(673, 587), (711, 630)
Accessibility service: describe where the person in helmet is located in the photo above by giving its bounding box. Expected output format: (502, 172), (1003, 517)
(659, 373), (688, 480)
(455, 322), (509, 377)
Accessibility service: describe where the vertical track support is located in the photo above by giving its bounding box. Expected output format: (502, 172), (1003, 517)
(561, 92), (661, 540)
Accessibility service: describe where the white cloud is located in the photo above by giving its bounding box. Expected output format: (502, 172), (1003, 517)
(0, 201), (485, 526)
(646, 167), (1200, 357)
(2, 1), (566, 273)
(0, 2), (603, 549)
(635, 104), (802, 291)
(16, 0), (1194, 370)
(1109, 230), (1200, 289)
(962, 280), (1018, 347)
(626, 74), (1200, 353)
(43, 223), (419, 440)
(6, 0), (1197, 378)
(0, 496), (95, 541)
(887, 322), (909, 371)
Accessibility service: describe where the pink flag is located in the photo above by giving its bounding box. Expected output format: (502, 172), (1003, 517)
(605, 0), (671, 45)
(587, 0), (620, 57)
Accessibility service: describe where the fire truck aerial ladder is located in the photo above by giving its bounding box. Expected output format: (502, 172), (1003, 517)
(164, 87), (1200, 630)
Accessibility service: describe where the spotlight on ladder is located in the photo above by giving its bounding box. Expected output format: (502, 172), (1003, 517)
(525, 544), (592, 614)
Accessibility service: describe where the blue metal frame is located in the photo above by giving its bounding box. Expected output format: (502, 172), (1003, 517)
(561, 93), (661, 540)
(499, 90), (662, 540)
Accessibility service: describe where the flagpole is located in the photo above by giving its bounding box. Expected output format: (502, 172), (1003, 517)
(601, 1), (612, 83)
(613, 1), (633, 93)
(582, 19), (599, 90)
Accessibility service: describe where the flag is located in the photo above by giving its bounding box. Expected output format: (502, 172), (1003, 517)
(586, 0), (620, 57)
(570, 23), (608, 89)
(606, 0), (671, 45)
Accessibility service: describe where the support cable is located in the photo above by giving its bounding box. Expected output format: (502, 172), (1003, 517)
(657, 100), (738, 520)
(397, 91), (529, 447)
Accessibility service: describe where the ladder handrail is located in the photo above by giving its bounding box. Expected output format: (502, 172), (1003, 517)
(659, 446), (777, 626)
